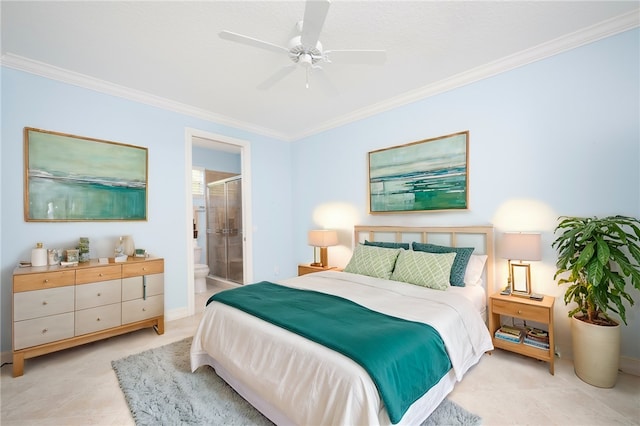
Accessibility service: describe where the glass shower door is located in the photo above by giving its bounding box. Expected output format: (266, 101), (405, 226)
(225, 178), (243, 283)
(206, 177), (243, 284)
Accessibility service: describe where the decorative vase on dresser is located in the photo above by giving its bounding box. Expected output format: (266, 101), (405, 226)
(11, 257), (164, 377)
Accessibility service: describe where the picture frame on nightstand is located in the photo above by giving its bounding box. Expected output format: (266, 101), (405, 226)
(510, 263), (531, 297)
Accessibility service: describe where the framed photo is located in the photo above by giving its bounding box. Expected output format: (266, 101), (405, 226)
(510, 263), (532, 297)
(368, 131), (469, 213)
(24, 127), (148, 221)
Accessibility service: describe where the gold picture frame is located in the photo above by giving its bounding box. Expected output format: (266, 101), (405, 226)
(510, 263), (531, 297)
(368, 131), (469, 213)
(24, 127), (148, 222)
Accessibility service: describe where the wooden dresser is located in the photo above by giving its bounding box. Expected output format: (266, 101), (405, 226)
(12, 257), (164, 377)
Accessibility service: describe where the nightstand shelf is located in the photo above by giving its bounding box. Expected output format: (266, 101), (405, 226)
(488, 292), (555, 375)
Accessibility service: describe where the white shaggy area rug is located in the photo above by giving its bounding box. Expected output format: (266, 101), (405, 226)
(112, 337), (481, 426)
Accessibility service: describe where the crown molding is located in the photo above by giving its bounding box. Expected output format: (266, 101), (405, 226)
(2, 10), (637, 143)
(0, 53), (290, 142)
(291, 10), (640, 141)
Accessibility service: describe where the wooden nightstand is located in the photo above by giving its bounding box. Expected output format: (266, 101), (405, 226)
(488, 292), (555, 374)
(297, 264), (338, 276)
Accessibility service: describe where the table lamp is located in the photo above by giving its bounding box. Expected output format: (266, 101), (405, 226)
(308, 230), (338, 268)
(500, 232), (542, 296)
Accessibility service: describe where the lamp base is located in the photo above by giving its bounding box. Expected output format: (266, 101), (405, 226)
(310, 262), (322, 267)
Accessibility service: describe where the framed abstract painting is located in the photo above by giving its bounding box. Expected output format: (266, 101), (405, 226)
(24, 127), (148, 221)
(368, 131), (469, 213)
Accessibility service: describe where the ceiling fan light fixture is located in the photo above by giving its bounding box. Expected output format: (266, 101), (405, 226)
(299, 53), (313, 67)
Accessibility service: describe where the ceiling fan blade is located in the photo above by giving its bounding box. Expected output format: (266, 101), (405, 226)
(219, 30), (288, 55)
(257, 65), (297, 90)
(324, 50), (387, 65)
(300, 0), (330, 48)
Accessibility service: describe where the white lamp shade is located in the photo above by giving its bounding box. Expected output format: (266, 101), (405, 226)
(500, 232), (542, 261)
(308, 230), (338, 247)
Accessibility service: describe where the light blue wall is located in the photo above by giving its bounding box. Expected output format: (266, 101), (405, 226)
(1, 29), (638, 362)
(292, 29), (640, 361)
(0, 68), (294, 353)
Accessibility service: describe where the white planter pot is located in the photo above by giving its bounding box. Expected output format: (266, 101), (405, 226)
(571, 315), (621, 388)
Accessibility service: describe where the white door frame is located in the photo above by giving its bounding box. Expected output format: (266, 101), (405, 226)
(184, 127), (253, 315)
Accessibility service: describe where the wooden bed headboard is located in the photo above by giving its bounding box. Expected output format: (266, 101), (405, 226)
(353, 225), (495, 297)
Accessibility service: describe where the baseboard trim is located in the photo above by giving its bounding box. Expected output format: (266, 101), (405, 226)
(620, 356), (640, 377)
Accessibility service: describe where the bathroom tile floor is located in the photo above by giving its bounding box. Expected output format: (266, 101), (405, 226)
(2, 280), (639, 425)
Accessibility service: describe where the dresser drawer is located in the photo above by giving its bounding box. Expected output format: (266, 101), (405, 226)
(75, 303), (121, 335)
(122, 259), (164, 278)
(13, 270), (75, 292)
(76, 279), (121, 310)
(122, 294), (164, 324)
(76, 265), (122, 284)
(122, 274), (164, 301)
(492, 299), (549, 322)
(14, 286), (75, 321)
(14, 312), (74, 350)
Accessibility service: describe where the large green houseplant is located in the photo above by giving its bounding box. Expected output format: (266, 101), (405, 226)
(552, 215), (640, 387)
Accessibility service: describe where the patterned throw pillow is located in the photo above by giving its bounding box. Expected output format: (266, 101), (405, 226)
(364, 240), (411, 250)
(412, 242), (474, 287)
(390, 251), (456, 290)
(344, 244), (402, 279)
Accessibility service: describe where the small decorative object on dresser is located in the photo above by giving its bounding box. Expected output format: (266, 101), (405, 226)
(488, 292), (555, 374)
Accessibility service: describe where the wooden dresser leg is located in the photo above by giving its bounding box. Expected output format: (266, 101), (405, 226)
(13, 353), (24, 378)
(154, 317), (165, 335)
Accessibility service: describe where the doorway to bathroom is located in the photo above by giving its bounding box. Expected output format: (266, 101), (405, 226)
(185, 128), (253, 316)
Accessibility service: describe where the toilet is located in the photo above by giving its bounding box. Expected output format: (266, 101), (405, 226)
(193, 241), (209, 293)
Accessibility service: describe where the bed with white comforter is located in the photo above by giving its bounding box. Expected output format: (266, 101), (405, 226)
(191, 270), (493, 425)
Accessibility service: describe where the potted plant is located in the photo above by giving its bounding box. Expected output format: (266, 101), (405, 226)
(552, 215), (640, 387)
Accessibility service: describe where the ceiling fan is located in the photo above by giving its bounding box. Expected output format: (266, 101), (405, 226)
(219, 0), (386, 90)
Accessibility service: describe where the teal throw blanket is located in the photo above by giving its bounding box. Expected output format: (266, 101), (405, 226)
(208, 282), (452, 423)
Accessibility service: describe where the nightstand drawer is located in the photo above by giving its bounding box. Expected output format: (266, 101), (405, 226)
(492, 299), (549, 322)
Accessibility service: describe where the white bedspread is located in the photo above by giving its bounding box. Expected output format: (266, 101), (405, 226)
(191, 271), (493, 425)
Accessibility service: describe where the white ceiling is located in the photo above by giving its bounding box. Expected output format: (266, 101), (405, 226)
(2, 1), (638, 141)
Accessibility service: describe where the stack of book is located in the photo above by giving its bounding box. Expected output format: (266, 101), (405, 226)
(523, 327), (550, 350)
(494, 325), (524, 343)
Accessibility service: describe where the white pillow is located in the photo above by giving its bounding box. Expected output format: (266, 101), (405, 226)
(464, 254), (488, 286)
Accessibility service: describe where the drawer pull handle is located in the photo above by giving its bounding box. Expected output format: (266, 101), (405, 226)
(142, 307), (146, 312)
(96, 317), (101, 322)
(518, 310), (523, 314)
(44, 279), (49, 283)
(97, 292), (101, 297)
(42, 301), (48, 305)
(42, 328), (48, 334)
(99, 273), (103, 277)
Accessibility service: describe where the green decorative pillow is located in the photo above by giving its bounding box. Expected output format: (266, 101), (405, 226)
(344, 244), (402, 279)
(390, 251), (456, 290)
(412, 242), (474, 287)
(364, 240), (410, 250)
